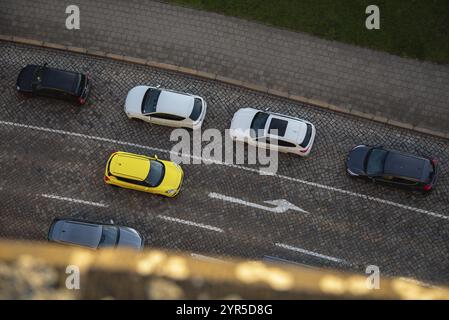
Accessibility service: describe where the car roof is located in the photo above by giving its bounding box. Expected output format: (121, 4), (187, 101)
(110, 153), (150, 181)
(40, 66), (81, 94)
(267, 114), (307, 143)
(156, 90), (194, 118)
(383, 151), (430, 181)
(53, 220), (102, 248)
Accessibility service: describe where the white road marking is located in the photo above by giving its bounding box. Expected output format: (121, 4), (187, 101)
(190, 253), (226, 263)
(0, 120), (447, 221)
(208, 192), (308, 213)
(41, 193), (108, 208)
(275, 242), (349, 264)
(157, 215), (224, 233)
(398, 277), (436, 288)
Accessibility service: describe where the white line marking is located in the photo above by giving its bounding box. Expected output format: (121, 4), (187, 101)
(208, 192), (308, 213)
(1, 120), (446, 221)
(41, 193), (108, 208)
(157, 215), (224, 233)
(275, 242), (348, 264)
(191, 253), (226, 263)
(398, 277), (437, 289)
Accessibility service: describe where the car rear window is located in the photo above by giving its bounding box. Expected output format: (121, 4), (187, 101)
(189, 98), (203, 121)
(142, 88), (161, 114)
(299, 124), (313, 148)
(77, 75), (87, 96)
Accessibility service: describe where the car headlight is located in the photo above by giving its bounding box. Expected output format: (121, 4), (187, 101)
(166, 189), (176, 195)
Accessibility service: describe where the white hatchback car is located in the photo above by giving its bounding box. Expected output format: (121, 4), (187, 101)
(124, 85), (207, 129)
(229, 108), (316, 156)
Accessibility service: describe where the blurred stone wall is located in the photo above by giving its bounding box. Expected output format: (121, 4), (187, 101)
(1, 240), (448, 300)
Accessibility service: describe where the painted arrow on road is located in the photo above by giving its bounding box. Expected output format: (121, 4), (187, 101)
(208, 192), (308, 214)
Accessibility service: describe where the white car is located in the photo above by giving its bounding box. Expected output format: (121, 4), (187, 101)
(124, 85), (207, 129)
(229, 108), (316, 156)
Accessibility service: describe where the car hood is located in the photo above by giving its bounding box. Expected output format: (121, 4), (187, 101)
(117, 227), (143, 250)
(159, 160), (184, 192)
(125, 85), (149, 114)
(346, 145), (370, 175)
(16, 65), (39, 91)
(230, 108), (260, 138)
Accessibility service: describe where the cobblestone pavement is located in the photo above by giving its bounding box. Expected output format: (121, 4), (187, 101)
(1, 0), (448, 136)
(1, 43), (449, 285)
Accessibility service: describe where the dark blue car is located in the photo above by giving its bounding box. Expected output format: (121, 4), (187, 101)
(346, 145), (438, 192)
(16, 64), (90, 104)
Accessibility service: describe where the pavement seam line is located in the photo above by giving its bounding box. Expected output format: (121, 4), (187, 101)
(1, 36), (447, 140)
(0, 119), (446, 221)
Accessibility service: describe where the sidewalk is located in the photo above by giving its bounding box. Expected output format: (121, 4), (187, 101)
(1, 0), (448, 137)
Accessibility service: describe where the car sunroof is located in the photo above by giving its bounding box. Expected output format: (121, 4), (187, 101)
(268, 118), (288, 137)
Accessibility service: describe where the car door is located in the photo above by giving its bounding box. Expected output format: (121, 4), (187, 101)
(254, 136), (271, 150)
(149, 112), (186, 127)
(114, 176), (147, 192)
(374, 175), (417, 189)
(277, 139), (297, 154)
(35, 87), (56, 99)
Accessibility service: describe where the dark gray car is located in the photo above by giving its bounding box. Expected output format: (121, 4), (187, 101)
(48, 218), (144, 250)
(346, 145), (438, 192)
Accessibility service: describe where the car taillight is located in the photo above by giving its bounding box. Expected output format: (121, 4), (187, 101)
(104, 176), (110, 182)
(78, 97), (86, 104)
(423, 184), (433, 191)
(302, 147), (309, 153)
(432, 159), (438, 166)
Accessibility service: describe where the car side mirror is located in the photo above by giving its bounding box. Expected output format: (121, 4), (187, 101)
(156, 84), (161, 88)
(154, 155), (158, 159)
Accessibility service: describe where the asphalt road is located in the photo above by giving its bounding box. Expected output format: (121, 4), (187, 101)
(1, 42), (448, 285)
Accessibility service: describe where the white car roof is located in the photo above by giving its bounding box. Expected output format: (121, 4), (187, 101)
(267, 114), (308, 144)
(156, 90), (194, 118)
(231, 108), (309, 144)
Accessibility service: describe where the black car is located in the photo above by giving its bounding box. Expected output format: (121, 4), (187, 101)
(16, 64), (90, 104)
(346, 145), (438, 192)
(48, 218), (144, 250)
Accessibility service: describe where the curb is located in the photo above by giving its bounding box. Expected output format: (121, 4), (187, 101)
(1, 35), (448, 140)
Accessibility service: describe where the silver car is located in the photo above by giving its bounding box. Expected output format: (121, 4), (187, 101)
(47, 218), (144, 250)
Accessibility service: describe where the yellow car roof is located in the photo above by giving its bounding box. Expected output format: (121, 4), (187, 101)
(110, 153), (150, 181)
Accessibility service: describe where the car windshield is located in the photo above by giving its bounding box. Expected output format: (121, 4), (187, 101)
(142, 88), (161, 114)
(145, 160), (165, 187)
(250, 112), (269, 138)
(98, 226), (119, 248)
(366, 148), (388, 175)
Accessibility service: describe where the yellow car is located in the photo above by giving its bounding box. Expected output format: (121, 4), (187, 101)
(104, 151), (183, 197)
